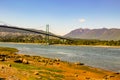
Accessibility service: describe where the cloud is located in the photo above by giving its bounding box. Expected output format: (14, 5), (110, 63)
(78, 18), (86, 23)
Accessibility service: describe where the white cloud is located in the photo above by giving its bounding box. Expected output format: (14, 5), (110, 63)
(78, 18), (86, 23)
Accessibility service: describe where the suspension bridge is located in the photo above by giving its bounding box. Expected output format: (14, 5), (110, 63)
(0, 24), (73, 44)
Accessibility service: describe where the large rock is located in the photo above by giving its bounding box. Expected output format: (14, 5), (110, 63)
(22, 59), (29, 64)
(14, 58), (29, 64)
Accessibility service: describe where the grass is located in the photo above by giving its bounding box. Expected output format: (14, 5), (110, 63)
(2, 62), (64, 80)
(39, 71), (64, 78)
(8, 62), (42, 70)
(45, 68), (63, 73)
(0, 47), (18, 53)
(12, 63), (37, 70)
(28, 77), (39, 80)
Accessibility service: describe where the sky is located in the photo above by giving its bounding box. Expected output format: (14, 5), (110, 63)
(0, 0), (120, 35)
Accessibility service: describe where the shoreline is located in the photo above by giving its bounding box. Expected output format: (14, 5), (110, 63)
(0, 42), (120, 72)
(0, 47), (120, 80)
(0, 42), (120, 48)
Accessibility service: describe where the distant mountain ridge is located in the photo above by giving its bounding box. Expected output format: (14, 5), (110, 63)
(64, 28), (120, 40)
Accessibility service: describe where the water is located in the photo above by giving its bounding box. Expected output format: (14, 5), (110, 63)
(0, 42), (120, 72)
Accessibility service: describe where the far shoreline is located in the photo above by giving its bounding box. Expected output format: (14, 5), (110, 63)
(0, 42), (120, 48)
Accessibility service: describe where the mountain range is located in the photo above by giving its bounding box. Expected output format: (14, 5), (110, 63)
(1, 25), (120, 40)
(64, 28), (120, 40)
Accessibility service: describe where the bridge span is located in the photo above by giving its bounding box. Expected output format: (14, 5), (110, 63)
(0, 25), (72, 41)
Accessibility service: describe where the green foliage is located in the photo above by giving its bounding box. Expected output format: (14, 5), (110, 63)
(0, 34), (43, 43)
(0, 34), (120, 46)
(66, 39), (120, 46)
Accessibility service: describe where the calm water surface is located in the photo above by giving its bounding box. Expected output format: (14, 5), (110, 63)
(0, 42), (120, 72)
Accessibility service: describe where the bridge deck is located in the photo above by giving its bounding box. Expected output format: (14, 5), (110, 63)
(0, 25), (72, 40)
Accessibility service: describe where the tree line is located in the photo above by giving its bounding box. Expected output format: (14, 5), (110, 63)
(0, 35), (120, 46)
(66, 39), (120, 46)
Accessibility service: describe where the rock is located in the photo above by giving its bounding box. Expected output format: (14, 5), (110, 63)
(83, 71), (86, 73)
(14, 58), (29, 64)
(34, 72), (39, 75)
(75, 74), (78, 77)
(56, 62), (60, 65)
(41, 59), (46, 63)
(103, 75), (110, 79)
(37, 76), (42, 79)
(0, 78), (5, 80)
(22, 59), (29, 64)
(110, 75), (115, 78)
(24, 55), (30, 57)
(74, 62), (84, 65)
(54, 58), (60, 62)
(8, 64), (12, 67)
(0, 54), (6, 57)
(1, 66), (4, 69)
(49, 62), (53, 65)
(0, 57), (6, 61)
(86, 77), (90, 79)
(115, 72), (120, 75)
(14, 58), (23, 63)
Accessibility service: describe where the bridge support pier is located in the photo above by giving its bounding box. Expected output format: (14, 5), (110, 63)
(45, 24), (49, 45)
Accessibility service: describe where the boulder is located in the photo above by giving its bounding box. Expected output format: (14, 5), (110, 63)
(22, 59), (29, 64)
(14, 58), (23, 63)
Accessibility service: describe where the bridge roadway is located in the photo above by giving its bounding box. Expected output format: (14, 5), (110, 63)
(0, 25), (72, 41)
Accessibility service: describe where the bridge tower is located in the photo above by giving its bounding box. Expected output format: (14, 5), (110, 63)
(45, 24), (49, 45)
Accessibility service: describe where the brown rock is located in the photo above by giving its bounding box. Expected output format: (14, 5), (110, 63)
(22, 59), (29, 64)
(49, 62), (53, 65)
(86, 77), (90, 79)
(74, 62), (84, 65)
(56, 62), (60, 65)
(14, 58), (23, 63)
(34, 72), (39, 75)
(75, 74), (79, 77)
(8, 64), (12, 67)
(115, 72), (120, 75)
(1, 66), (4, 69)
(54, 58), (60, 62)
(0, 57), (6, 61)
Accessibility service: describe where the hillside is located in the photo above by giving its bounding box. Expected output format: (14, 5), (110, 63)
(64, 28), (120, 40)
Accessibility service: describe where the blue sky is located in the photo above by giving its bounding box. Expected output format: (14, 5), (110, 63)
(0, 0), (120, 35)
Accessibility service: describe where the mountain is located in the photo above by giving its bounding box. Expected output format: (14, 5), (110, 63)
(64, 28), (120, 40)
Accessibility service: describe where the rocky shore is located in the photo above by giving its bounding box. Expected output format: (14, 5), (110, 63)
(0, 47), (120, 80)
